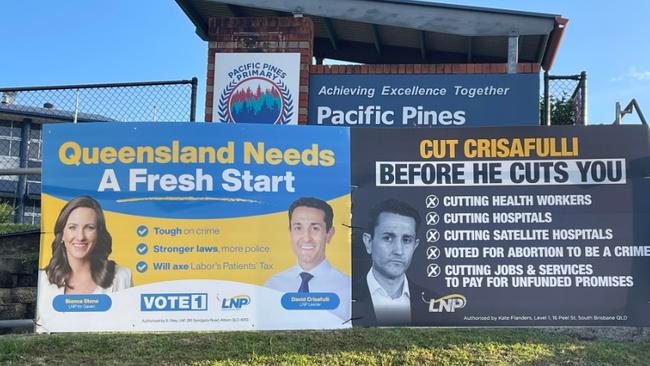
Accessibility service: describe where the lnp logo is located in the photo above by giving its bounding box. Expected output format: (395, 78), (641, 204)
(220, 294), (251, 310)
(140, 293), (208, 311)
(217, 64), (294, 124)
(422, 293), (467, 313)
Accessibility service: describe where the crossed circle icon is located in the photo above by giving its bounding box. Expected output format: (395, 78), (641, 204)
(426, 212), (439, 226)
(426, 246), (440, 260)
(425, 195), (439, 209)
(427, 264), (441, 278)
(426, 229), (440, 243)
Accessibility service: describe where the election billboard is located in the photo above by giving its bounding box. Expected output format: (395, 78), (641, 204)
(351, 125), (650, 326)
(309, 73), (539, 127)
(37, 123), (351, 332)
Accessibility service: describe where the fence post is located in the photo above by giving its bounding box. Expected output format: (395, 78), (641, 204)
(543, 70), (550, 126)
(190, 77), (198, 122)
(579, 71), (587, 126)
(73, 89), (80, 124)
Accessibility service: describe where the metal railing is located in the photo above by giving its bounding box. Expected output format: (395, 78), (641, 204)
(614, 99), (647, 125)
(0, 78), (198, 122)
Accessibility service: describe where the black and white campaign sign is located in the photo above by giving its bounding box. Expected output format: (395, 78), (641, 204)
(308, 73), (539, 127)
(351, 125), (650, 326)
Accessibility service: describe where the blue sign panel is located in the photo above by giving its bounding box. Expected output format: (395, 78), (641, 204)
(308, 73), (539, 127)
(42, 123), (350, 219)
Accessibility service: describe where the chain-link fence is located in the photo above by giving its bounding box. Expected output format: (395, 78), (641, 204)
(0, 78), (198, 225)
(0, 78), (198, 123)
(541, 71), (587, 126)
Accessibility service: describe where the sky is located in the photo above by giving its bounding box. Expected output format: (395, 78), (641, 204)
(1, 0), (648, 124)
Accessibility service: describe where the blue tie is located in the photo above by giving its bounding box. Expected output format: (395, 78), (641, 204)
(298, 272), (313, 293)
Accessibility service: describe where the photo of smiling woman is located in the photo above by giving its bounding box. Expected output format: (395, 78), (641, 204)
(39, 195), (132, 298)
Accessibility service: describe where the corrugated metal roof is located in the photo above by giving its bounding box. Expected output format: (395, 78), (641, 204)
(0, 104), (115, 123)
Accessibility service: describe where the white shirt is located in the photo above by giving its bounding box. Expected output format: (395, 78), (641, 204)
(367, 268), (411, 324)
(36, 265), (133, 330)
(264, 259), (350, 321)
(38, 265), (133, 297)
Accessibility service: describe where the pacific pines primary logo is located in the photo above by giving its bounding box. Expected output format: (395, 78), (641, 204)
(217, 62), (294, 124)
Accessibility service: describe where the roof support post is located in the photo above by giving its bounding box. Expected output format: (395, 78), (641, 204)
(226, 4), (242, 16)
(371, 24), (382, 55)
(507, 35), (519, 73)
(536, 34), (549, 63)
(419, 31), (427, 60)
(324, 18), (339, 50)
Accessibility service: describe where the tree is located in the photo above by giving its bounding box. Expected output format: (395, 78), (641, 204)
(0, 202), (14, 223)
(540, 94), (576, 125)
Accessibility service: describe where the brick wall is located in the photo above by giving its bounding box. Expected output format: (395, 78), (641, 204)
(0, 231), (39, 333)
(206, 17), (313, 123)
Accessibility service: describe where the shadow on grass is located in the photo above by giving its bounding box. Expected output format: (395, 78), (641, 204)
(1, 328), (650, 365)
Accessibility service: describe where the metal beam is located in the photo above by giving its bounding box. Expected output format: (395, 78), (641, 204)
(614, 99), (646, 125)
(323, 18), (339, 50)
(371, 24), (382, 55)
(466, 37), (473, 62)
(0, 79), (197, 92)
(0, 168), (40, 176)
(0, 319), (33, 329)
(419, 31), (427, 60)
(226, 4), (243, 16)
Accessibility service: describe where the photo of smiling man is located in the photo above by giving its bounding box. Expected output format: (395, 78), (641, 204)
(264, 197), (350, 321)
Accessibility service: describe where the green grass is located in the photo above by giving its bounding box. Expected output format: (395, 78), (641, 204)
(1, 328), (649, 365)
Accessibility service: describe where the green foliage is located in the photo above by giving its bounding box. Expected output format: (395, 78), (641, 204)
(0, 223), (40, 235)
(0, 202), (15, 223)
(1, 329), (649, 365)
(540, 94), (576, 125)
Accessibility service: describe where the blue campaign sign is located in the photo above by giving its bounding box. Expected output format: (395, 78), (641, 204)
(308, 73), (539, 127)
(42, 122), (350, 219)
